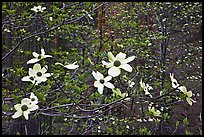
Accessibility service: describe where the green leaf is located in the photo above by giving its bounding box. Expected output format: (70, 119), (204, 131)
(183, 117), (189, 125)
(56, 92), (61, 97)
(176, 121), (180, 127)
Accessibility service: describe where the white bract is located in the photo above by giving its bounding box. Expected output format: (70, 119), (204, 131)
(30, 92), (38, 105)
(139, 79), (153, 97)
(92, 71), (115, 94)
(102, 52), (135, 77)
(4, 28), (11, 33)
(27, 49), (52, 64)
(21, 66), (41, 85)
(22, 63), (52, 85)
(31, 5), (46, 13)
(170, 73), (179, 88)
(178, 86), (196, 106)
(55, 61), (79, 69)
(12, 98), (39, 120)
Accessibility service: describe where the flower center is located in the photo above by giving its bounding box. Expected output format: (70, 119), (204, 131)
(30, 77), (34, 81)
(37, 72), (42, 77)
(38, 55), (42, 59)
(99, 79), (105, 84)
(114, 60), (121, 67)
(31, 98), (35, 101)
(21, 104), (28, 111)
(173, 81), (177, 85)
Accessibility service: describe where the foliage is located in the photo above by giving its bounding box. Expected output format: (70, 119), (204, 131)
(2, 2), (202, 135)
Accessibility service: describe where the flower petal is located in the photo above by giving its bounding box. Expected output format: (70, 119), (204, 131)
(21, 98), (31, 105)
(116, 52), (126, 61)
(122, 56), (135, 64)
(30, 92), (36, 99)
(120, 64), (132, 72)
(32, 52), (39, 58)
(96, 71), (104, 79)
(23, 111), (30, 120)
(64, 64), (79, 69)
(97, 84), (104, 94)
(41, 67), (47, 73)
(186, 98), (192, 106)
(33, 63), (41, 71)
(92, 71), (99, 81)
(29, 68), (36, 76)
(41, 49), (45, 56)
(186, 91), (192, 97)
(22, 76), (31, 81)
(27, 58), (40, 64)
(29, 104), (39, 111)
(14, 104), (22, 111)
(108, 67), (121, 77)
(43, 73), (52, 77)
(178, 86), (187, 93)
(108, 52), (116, 62)
(44, 55), (52, 58)
(104, 82), (115, 89)
(102, 61), (113, 68)
(12, 111), (22, 119)
(140, 79), (145, 89)
(94, 81), (101, 88)
(170, 73), (174, 82)
(104, 76), (112, 82)
(36, 76), (47, 82)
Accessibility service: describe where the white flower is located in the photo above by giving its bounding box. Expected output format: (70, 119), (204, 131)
(102, 52), (135, 77)
(136, 119), (143, 122)
(148, 117), (154, 122)
(92, 71), (115, 94)
(49, 16), (53, 21)
(31, 5), (46, 13)
(128, 80), (135, 88)
(178, 86), (196, 106)
(27, 49), (52, 64)
(112, 88), (128, 98)
(55, 61), (79, 69)
(12, 98), (39, 120)
(170, 73), (179, 88)
(21, 67), (40, 85)
(139, 79), (153, 97)
(22, 63), (52, 85)
(30, 92), (38, 105)
(4, 28), (11, 33)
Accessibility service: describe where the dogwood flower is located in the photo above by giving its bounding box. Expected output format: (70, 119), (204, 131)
(102, 52), (135, 77)
(139, 79), (153, 97)
(30, 92), (38, 105)
(55, 61), (79, 69)
(147, 106), (161, 117)
(31, 5), (46, 13)
(12, 98), (39, 120)
(22, 63), (52, 85)
(178, 86), (196, 106)
(170, 73), (179, 88)
(128, 80), (135, 88)
(92, 71), (115, 94)
(32, 63), (52, 82)
(21, 67), (41, 85)
(27, 49), (52, 64)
